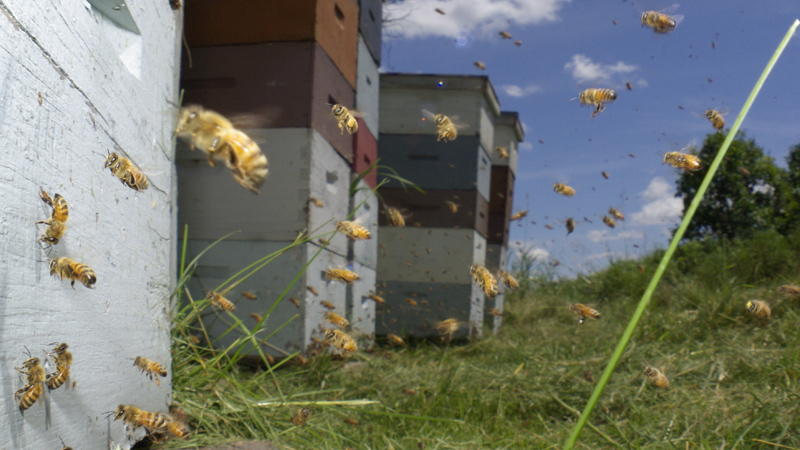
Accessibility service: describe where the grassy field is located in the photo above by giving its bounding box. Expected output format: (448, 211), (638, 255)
(160, 230), (800, 450)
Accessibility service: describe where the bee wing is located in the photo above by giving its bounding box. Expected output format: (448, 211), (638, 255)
(719, 109), (730, 116)
(450, 116), (470, 130)
(351, 213), (370, 226)
(659, 4), (681, 14)
(669, 14), (685, 26)
(349, 110), (367, 118)
(421, 109), (437, 120)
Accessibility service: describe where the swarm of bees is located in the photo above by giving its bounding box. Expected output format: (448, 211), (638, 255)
(175, 105), (268, 194)
(569, 303), (601, 325)
(643, 366), (669, 389)
(329, 103), (361, 135)
(133, 356), (168, 386)
(577, 88), (617, 118)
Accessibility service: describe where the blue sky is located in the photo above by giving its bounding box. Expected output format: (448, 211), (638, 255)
(380, 0), (800, 276)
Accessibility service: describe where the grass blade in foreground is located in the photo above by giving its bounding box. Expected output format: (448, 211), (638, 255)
(564, 19), (800, 450)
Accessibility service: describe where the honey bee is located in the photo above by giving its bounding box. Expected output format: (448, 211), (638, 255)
(385, 207), (406, 227)
(602, 216), (617, 228)
(566, 218), (576, 235)
(625, 82), (633, 91)
(738, 167), (751, 176)
(241, 291), (257, 300)
(777, 284), (800, 297)
(38, 188), (69, 237)
(290, 297), (302, 308)
(643, 366), (669, 389)
(496, 269), (519, 289)
(321, 300), (336, 310)
(45, 343), (72, 390)
(307, 286), (319, 296)
(436, 319), (462, 342)
(445, 200), (460, 213)
(169, 0), (181, 9)
(569, 303), (601, 324)
(402, 388), (416, 395)
(324, 311), (350, 328)
(488, 308), (503, 317)
(112, 405), (171, 435)
(367, 291), (385, 304)
(49, 257), (97, 289)
(165, 419), (191, 439)
(499, 31), (512, 39)
(329, 103), (361, 135)
(474, 61), (486, 70)
(387, 334), (405, 347)
(510, 210), (528, 221)
(405, 298), (418, 306)
(133, 356), (168, 386)
(663, 151), (702, 173)
(514, 40), (522, 46)
(470, 264), (499, 298)
(104, 152), (150, 191)
(422, 110), (462, 142)
(554, 183), (576, 197)
(175, 106), (268, 194)
(746, 300), (771, 319)
(292, 407), (311, 427)
(344, 418), (360, 426)
(309, 197), (324, 208)
(250, 312), (263, 322)
(641, 7), (684, 34)
(325, 268), (360, 284)
(577, 88), (617, 118)
(15, 356), (46, 411)
(324, 329), (357, 357)
(435, 8), (445, 15)
(601, 171), (610, 179)
(206, 291), (236, 312)
(335, 218), (371, 240)
(608, 208), (625, 221)
(495, 146), (510, 159)
(705, 109), (726, 131)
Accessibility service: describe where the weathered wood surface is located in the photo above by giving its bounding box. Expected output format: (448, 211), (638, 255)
(0, 1), (181, 448)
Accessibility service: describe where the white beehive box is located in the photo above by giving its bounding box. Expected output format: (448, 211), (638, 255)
(177, 127), (352, 258)
(351, 179), (379, 269)
(484, 243), (509, 334)
(492, 111), (524, 175)
(379, 74), (501, 153)
(0, 1), (181, 449)
(348, 260), (376, 347)
(356, 35), (380, 139)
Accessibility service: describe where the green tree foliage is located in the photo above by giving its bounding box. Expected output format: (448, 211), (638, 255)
(675, 132), (791, 240)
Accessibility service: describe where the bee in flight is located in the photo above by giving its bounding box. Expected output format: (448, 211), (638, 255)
(386, 207), (406, 227)
(566, 218), (576, 235)
(601, 171), (610, 179)
(470, 264), (499, 298)
(608, 208), (625, 221)
(387, 334), (405, 347)
(37, 188), (69, 247)
(514, 40), (522, 46)
(324, 329), (357, 357)
(45, 342), (72, 391)
(328, 103), (361, 135)
(435, 8), (445, 15)
(746, 300), (771, 319)
(496, 269), (519, 289)
(50, 257), (96, 289)
(445, 200), (460, 214)
(641, 6), (684, 34)
(325, 268), (360, 284)
(577, 88), (617, 118)
(206, 291), (236, 312)
(422, 110), (465, 142)
(663, 151), (702, 173)
(241, 291), (257, 300)
(602, 216), (617, 228)
(367, 291), (385, 304)
(133, 356), (168, 386)
(111, 404), (189, 440)
(335, 217), (371, 240)
(436, 318), (462, 343)
(321, 300), (336, 310)
(15, 353), (46, 411)
(777, 284), (800, 297)
(104, 152), (150, 191)
(292, 407), (311, 427)
(569, 303), (601, 324)
(495, 146), (510, 159)
(554, 183), (576, 197)
(705, 109), (726, 132)
(499, 31), (512, 39)
(405, 297), (418, 306)
(643, 366), (669, 389)
(324, 311), (350, 329)
(175, 105), (268, 194)
(510, 210), (528, 221)
(474, 61), (486, 70)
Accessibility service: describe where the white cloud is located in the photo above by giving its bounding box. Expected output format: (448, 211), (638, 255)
(631, 177), (684, 226)
(508, 241), (550, 261)
(518, 142), (534, 152)
(564, 54), (641, 86)
(383, 0), (570, 40)
(501, 84), (543, 97)
(587, 229), (645, 243)
(584, 251), (628, 263)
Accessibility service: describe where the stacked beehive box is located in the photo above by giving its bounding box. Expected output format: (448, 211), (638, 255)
(178, 0), (377, 356)
(484, 112), (524, 333)
(375, 74), (506, 340)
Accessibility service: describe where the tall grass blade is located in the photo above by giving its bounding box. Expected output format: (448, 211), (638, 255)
(564, 19), (800, 450)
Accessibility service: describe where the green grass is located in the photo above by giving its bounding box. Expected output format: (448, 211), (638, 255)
(159, 228), (800, 449)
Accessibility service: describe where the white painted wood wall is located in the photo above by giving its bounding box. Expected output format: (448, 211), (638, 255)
(0, 1), (182, 448)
